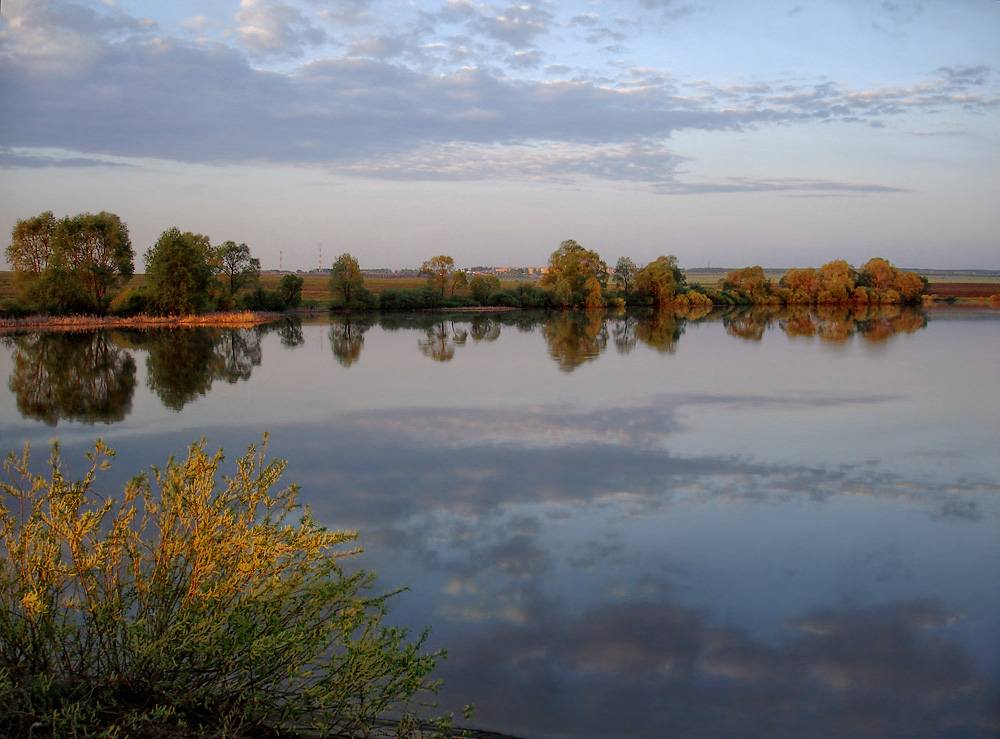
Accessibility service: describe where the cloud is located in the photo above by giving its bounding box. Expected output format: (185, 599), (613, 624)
(472, 2), (554, 49)
(0, 146), (132, 168)
(346, 34), (408, 58)
(658, 176), (912, 195)
(317, 0), (376, 27)
(235, 0), (327, 57)
(1, 0), (996, 194)
(435, 597), (993, 738)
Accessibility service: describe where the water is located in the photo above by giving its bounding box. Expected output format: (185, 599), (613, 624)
(1, 306), (997, 738)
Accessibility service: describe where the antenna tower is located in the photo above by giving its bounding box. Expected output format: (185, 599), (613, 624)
(318, 243), (322, 272)
(279, 250), (283, 272)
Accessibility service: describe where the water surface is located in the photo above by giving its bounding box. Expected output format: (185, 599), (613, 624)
(1, 306), (997, 738)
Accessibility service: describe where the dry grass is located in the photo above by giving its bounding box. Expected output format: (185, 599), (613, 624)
(0, 311), (282, 335)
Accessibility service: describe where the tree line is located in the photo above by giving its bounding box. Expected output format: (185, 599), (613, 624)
(5, 211), (928, 317)
(331, 240), (928, 311)
(4, 212), (304, 316)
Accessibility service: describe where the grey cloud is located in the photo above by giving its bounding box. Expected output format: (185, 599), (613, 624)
(0, 147), (131, 169)
(316, 0), (377, 26)
(569, 13), (600, 27)
(507, 49), (542, 69)
(236, 0), (328, 58)
(469, 2), (555, 49)
(583, 27), (629, 45)
(20, 0), (158, 36)
(658, 176), (912, 195)
(1, 5), (995, 192)
(435, 598), (993, 738)
(346, 34), (408, 58)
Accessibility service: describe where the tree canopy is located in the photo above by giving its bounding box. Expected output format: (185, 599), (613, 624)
(540, 239), (608, 309)
(215, 240), (260, 299)
(144, 228), (215, 315)
(6, 211), (134, 312)
(420, 255), (455, 297)
(329, 253), (374, 309)
(634, 255), (686, 307)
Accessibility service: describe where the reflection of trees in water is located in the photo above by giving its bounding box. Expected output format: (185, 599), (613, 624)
(329, 315), (376, 367)
(216, 326), (264, 382)
(723, 306), (779, 341)
(633, 310), (685, 353)
(779, 304), (928, 344)
(469, 315), (502, 342)
(4, 331), (136, 425)
(609, 314), (639, 355)
(419, 320), (469, 362)
(541, 311), (608, 372)
(275, 317), (305, 348)
(124, 327), (265, 411)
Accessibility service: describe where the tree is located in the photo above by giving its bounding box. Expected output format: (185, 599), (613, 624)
(858, 257), (926, 302)
(215, 241), (260, 298)
(613, 257), (637, 294)
(6, 211), (57, 281)
(6, 211), (133, 313)
(724, 265), (771, 296)
(144, 228), (215, 315)
(470, 274), (500, 304)
(634, 255), (686, 307)
(420, 255), (455, 297)
(277, 274), (304, 307)
(540, 239), (608, 309)
(54, 212), (134, 308)
(450, 270), (468, 297)
(329, 253), (367, 308)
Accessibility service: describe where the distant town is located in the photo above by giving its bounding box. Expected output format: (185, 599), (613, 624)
(265, 266), (551, 278)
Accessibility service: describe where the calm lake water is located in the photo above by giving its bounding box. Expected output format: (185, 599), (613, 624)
(1, 305), (998, 738)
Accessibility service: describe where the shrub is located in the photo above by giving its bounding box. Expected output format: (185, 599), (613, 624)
(378, 288), (443, 312)
(0, 437), (451, 738)
(237, 286), (286, 311)
(108, 286), (151, 316)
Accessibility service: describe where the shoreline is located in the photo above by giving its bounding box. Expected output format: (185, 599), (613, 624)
(2, 298), (997, 336)
(0, 311), (286, 335)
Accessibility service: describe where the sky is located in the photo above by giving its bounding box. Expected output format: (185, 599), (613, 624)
(1, 0), (998, 272)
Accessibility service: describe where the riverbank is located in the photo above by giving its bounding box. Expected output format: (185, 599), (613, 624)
(0, 311), (285, 335)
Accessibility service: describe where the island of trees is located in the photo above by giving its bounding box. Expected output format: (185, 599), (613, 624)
(4, 210), (931, 319)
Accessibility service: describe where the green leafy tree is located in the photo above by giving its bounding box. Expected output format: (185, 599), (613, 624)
(215, 240), (260, 298)
(6, 211), (133, 312)
(144, 228), (215, 315)
(613, 256), (637, 293)
(421, 255), (456, 298)
(470, 274), (500, 304)
(6, 211), (57, 282)
(277, 273), (304, 307)
(450, 270), (468, 297)
(329, 253), (367, 308)
(540, 239), (608, 309)
(55, 212), (134, 308)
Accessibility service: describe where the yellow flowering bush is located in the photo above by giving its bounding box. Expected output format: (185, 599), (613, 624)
(0, 437), (452, 738)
